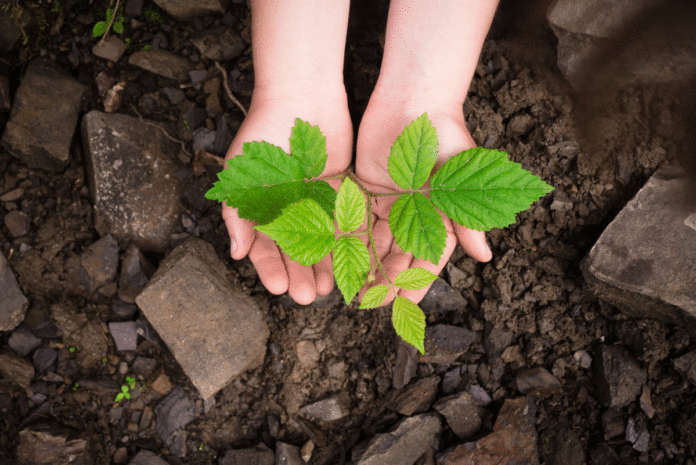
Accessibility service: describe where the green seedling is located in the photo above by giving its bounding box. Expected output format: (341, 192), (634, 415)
(143, 6), (163, 24)
(72, 383), (79, 391)
(141, 44), (152, 51)
(114, 376), (139, 403)
(93, 4), (124, 38)
(69, 346), (76, 353)
(206, 113), (553, 353)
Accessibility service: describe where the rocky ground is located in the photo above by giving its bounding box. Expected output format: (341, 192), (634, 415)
(1, 0), (696, 464)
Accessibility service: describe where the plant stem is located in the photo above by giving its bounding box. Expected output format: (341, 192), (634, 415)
(98, 0), (120, 47)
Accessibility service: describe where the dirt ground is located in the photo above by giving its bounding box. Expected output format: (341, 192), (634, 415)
(1, 0), (696, 464)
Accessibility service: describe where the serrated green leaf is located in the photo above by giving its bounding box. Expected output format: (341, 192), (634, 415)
(392, 296), (426, 354)
(254, 199), (336, 266)
(113, 22), (123, 34)
(334, 236), (370, 305)
(305, 180), (336, 220)
(92, 21), (107, 37)
(430, 147), (554, 231)
(290, 118), (327, 178)
(335, 177), (365, 233)
(388, 113), (438, 190)
(394, 267), (439, 290)
(389, 192), (446, 264)
(359, 285), (389, 309)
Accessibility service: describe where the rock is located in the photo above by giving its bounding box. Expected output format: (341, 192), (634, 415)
(300, 392), (351, 422)
(213, 114), (234, 156)
(574, 350), (592, 369)
(483, 324), (513, 357)
(625, 416), (649, 453)
(468, 385), (492, 406)
(594, 344), (646, 408)
(275, 442), (304, 465)
(32, 346), (57, 373)
(113, 446), (128, 464)
(445, 263), (469, 291)
(132, 356), (157, 376)
(108, 321), (138, 351)
(190, 26), (246, 61)
(67, 234), (120, 295)
(128, 50), (194, 82)
(672, 349), (696, 385)
(393, 337), (419, 389)
(154, 386), (196, 456)
(296, 340), (320, 367)
(419, 278), (467, 314)
(0, 251), (29, 331)
(112, 297), (138, 320)
(193, 127), (216, 155)
(437, 397), (538, 465)
(163, 87), (185, 105)
(220, 443), (275, 465)
(0, 352), (35, 388)
(589, 443), (620, 465)
(355, 413), (441, 465)
(546, 422), (585, 465)
(420, 325), (476, 366)
(442, 367), (465, 395)
(4, 209), (31, 237)
(1, 58), (88, 171)
(639, 385), (655, 418)
(16, 424), (92, 465)
(0, 74), (9, 112)
(128, 450), (171, 465)
(150, 0), (226, 21)
(92, 35), (127, 62)
(8, 325), (42, 356)
(152, 373), (173, 395)
(582, 166), (696, 329)
(515, 367), (562, 398)
(118, 245), (155, 303)
(386, 376), (440, 416)
(602, 409), (625, 440)
(507, 114), (535, 137)
(433, 391), (484, 440)
(0, 187), (24, 201)
(136, 238), (269, 399)
(50, 303), (109, 369)
(82, 111), (184, 252)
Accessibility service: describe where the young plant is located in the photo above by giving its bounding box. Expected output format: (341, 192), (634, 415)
(114, 375), (138, 403)
(206, 114), (553, 353)
(93, 0), (124, 39)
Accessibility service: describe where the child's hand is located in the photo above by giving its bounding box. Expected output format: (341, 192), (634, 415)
(355, 97), (492, 307)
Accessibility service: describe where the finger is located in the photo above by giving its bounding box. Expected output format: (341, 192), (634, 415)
(282, 253), (317, 306)
(454, 223), (492, 263)
(313, 254), (334, 297)
(222, 204), (256, 260)
(248, 233), (289, 296)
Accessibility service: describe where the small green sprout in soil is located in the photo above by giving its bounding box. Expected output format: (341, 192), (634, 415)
(114, 376), (140, 403)
(68, 346), (76, 353)
(93, 3), (124, 38)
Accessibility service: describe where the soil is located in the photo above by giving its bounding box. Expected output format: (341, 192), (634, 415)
(1, 0), (696, 464)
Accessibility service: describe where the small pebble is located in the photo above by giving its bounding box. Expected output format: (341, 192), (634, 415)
(119, 362), (129, 375)
(0, 188), (24, 202)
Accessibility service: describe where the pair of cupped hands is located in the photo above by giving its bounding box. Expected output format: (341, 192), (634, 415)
(221, 87), (492, 307)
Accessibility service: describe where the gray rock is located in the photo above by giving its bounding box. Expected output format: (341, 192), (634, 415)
(386, 376), (440, 416)
(0, 74), (10, 112)
(128, 450), (171, 465)
(136, 238), (270, 399)
(154, 386), (196, 453)
(468, 384), (493, 406)
(582, 166), (696, 329)
(82, 111), (184, 252)
(672, 349), (696, 385)
(50, 303), (108, 369)
(213, 114), (234, 157)
(355, 413), (441, 465)
(32, 346), (57, 373)
(437, 397), (539, 465)
(132, 356), (157, 375)
(515, 367), (562, 398)
(420, 324), (475, 366)
(433, 391), (483, 440)
(8, 325), (42, 356)
(162, 87), (185, 105)
(0, 6), (26, 52)
(112, 298), (138, 320)
(300, 392), (351, 422)
(190, 26), (246, 62)
(483, 324), (513, 357)
(626, 417), (649, 453)
(16, 425), (92, 465)
(419, 278), (467, 314)
(150, 0), (226, 21)
(128, 50), (194, 82)
(0, 352), (34, 388)
(4, 209), (31, 237)
(441, 367), (464, 395)
(67, 234), (120, 295)
(118, 245), (155, 303)
(220, 443), (275, 465)
(108, 321), (138, 351)
(1, 58), (88, 171)
(0, 251), (29, 331)
(546, 422), (585, 465)
(193, 127), (216, 155)
(92, 36), (127, 62)
(594, 344), (646, 408)
(275, 442), (304, 465)
(445, 262), (469, 291)
(1, 187), (24, 201)
(392, 337), (418, 389)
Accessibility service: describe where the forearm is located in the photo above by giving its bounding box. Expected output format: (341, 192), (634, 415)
(376, 0), (499, 108)
(251, 0), (351, 96)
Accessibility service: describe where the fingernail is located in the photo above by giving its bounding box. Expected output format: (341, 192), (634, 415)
(230, 238), (237, 255)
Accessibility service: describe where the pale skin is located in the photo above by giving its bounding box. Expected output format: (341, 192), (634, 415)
(223, 0), (499, 306)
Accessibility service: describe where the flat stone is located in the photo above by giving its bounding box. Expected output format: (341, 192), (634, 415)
(32, 346), (57, 373)
(190, 26), (246, 62)
(150, 0), (225, 21)
(0, 251), (29, 331)
(594, 344), (646, 408)
(8, 325), (42, 356)
(220, 443), (275, 465)
(433, 391), (484, 440)
(154, 386), (196, 454)
(50, 303), (109, 369)
(1, 58), (88, 171)
(419, 278), (467, 314)
(108, 321), (138, 351)
(420, 325), (476, 366)
(136, 238), (269, 399)
(128, 450), (171, 465)
(355, 413), (441, 465)
(275, 442), (304, 465)
(300, 392), (351, 422)
(0, 187), (24, 201)
(4, 209), (31, 237)
(515, 367), (562, 398)
(17, 425), (92, 465)
(582, 166), (696, 329)
(0, 74), (10, 112)
(128, 49), (194, 82)
(92, 35), (127, 62)
(392, 337), (419, 389)
(82, 111), (184, 252)
(67, 234), (120, 295)
(437, 397), (539, 465)
(118, 245), (155, 303)
(386, 376), (440, 416)
(672, 349), (696, 385)
(0, 352), (35, 388)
